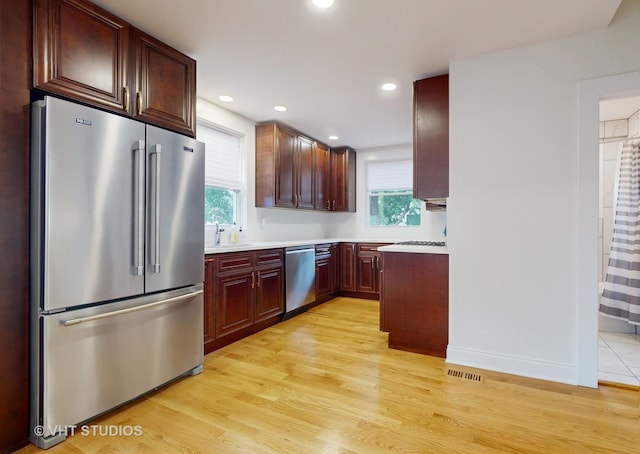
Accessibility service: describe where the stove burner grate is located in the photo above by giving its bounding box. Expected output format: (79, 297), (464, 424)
(396, 240), (446, 247)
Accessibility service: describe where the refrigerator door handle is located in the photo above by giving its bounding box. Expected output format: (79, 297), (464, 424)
(61, 290), (203, 327)
(150, 144), (161, 273)
(132, 140), (145, 276)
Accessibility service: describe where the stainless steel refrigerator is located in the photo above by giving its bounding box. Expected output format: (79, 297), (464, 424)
(29, 96), (205, 449)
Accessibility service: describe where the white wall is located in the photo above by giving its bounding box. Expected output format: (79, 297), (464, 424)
(197, 99), (447, 244)
(198, 98), (331, 243)
(329, 143), (447, 241)
(447, 0), (640, 385)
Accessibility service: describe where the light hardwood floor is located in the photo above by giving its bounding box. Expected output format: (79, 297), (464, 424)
(18, 297), (640, 453)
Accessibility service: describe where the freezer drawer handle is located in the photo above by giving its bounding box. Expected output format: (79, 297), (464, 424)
(150, 144), (162, 273)
(61, 290), (203, 327)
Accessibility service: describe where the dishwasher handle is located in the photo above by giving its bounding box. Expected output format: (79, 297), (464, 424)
(286, 247), (315, 255)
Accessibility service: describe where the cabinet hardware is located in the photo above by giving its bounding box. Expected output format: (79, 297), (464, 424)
(150, 144), (161, 273)
(326, 199), (330, 210)
(251, 271), (255, 289)
(257, 271), (261, 287)
(123, 86), (129, 111)
(333, 200), (336, 210)
(136, 91), (142, 115)
(62, 290), (203, 326)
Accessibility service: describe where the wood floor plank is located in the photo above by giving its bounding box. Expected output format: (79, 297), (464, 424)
(16, 297), (640, 453)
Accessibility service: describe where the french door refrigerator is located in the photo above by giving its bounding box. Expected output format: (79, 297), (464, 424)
(30, 96), (205, 449)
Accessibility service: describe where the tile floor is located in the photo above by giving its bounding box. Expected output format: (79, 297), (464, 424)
(598, 331), (640, 386)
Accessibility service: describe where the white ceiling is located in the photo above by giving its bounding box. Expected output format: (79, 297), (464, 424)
(600, 96), (640, 121)
(93, 0), (622, 149)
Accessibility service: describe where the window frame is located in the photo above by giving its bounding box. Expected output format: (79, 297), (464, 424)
(366, 159), (421, 227)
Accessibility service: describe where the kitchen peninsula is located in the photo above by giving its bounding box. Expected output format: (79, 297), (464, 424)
(379, 243), (449, 358)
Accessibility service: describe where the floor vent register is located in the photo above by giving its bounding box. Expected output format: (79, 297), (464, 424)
(446, 367), (485, 383)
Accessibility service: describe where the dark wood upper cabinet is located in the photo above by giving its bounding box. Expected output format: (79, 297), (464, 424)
(413, 74), (449, 199)
(256, 122), (316, 210)
(33, 0), (196, 137)
(330, 146), (356, 212)
(314, 142), (331, 211)
(33, 0), (130, 114)
(131, 28), (196, 137)
(296, 134), (315, 209)
(256, 122), (355, 212)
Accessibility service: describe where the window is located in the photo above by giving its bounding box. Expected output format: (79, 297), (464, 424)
(367, 159), (421, 226)
(197, 121), (243, 225)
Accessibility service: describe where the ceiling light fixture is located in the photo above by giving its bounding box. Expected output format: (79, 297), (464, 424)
(218, 95), (234, 102)
(312, 0), (334, 8)
(329, 135), (339, 140)
(381, 83), (397, 91)
(274, 105), (287, 112)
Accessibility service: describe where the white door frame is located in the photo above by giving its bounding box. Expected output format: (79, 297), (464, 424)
(577, 71), (640, 387)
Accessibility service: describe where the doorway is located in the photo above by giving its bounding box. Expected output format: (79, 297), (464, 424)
(597, 96), (640, 386)
(577, 71), (640, 388)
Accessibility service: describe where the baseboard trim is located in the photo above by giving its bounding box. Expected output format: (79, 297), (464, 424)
(446, 346), (577, 386)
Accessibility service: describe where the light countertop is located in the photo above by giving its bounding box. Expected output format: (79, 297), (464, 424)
(205, 239), (448, 255)
(377, 244), (449, 255)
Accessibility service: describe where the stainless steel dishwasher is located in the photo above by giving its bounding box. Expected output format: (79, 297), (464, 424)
(284, 246), (316, 317)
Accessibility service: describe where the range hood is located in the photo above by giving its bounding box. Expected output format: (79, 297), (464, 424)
(424, 198), (447, 211)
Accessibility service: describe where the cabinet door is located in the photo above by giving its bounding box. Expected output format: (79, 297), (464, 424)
(330, 147), (356, 212)
(413, 74), (449, 199)
(330, 244), (340, 292)
(296, 135), (315, 209)
(357, 253), (377, 293)
(215, 271), (254, 338)
(33, 0), (130, 114)
(315, 255), (332, 297)
(255, 266), (284, 322)
(275, 127), (297, 208)
(131, 28), (196, 137)
(314, 142), (331, 211)
(340, 243), (356, 291)
(204, 257), (216, 345)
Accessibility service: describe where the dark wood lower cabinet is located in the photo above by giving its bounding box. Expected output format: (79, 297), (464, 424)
(203, 257), (216, 351)
(216, 270), (254, 338)
(315, 243), (339, 304)
(339, 243), (356, 292)
(204, 250), (283, 354)
(341, 242), (388, 300)
(381, 251), (449, 358)
(255, 267), (284, 322)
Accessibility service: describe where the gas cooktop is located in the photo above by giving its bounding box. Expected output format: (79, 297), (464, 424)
(396, 241), (446, 247)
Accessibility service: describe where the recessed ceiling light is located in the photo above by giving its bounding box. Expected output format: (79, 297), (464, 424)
(274, 105), (287, 112)
(329, 135), (339, 140)
(312, 0), (334, 8)
(218, 95), (234, 102)
(381, 83), (397, 91)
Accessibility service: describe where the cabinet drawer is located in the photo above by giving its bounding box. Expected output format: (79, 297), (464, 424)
(315, 243), (332, 255)
(357, 243), (387, 253)
(216, 253), (253, 273)
(256, 249), (283, 267)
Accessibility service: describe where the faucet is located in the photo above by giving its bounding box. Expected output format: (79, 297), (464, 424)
(214, 223), (224, 246)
